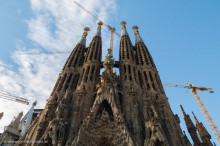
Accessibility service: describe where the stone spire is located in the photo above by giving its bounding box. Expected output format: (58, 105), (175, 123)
(132, 25), (143, 44)
(120, 21), (134, 61)
(95, 21), (103, 37)
(180, 105), (187, 117)
(78, 20), (102, 87)
(79, 21), (102, 86)
(79, 27), (90, 45)
(118, 21), (144, 145)
(84, 21), (102, 62)
(121, 21), (128, 36)
(66, 22), (103, 144)
(192, 112), (200, 125)
(180, 105), (201, 145)
(192, 112), (213, 146)
(51, 27), (89, 95)
(119, 21), (136, 81)
(63, 27), (89, 69)
(132, 25), (155, 67)
(132, 25), (164, 93)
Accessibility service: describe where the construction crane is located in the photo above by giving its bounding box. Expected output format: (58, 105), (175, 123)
(74, 1), (120, 55)
(0, 89), (30, 105)
(109, 27), (116, 55)
(164, 82), (220, 143)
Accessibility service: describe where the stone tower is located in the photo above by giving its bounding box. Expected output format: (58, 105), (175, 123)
(16, 21), (213, 146)
(180, 105), (214, 146)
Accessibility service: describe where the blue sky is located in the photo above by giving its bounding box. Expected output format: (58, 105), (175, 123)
(0, 0), (219, 144)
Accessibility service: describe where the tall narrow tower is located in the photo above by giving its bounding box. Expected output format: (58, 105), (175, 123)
(192, 112), (213, 146)
(181, 105), (201, 145)
(66, 22), (103, 145)
(119, 21), (143, 145)
(16, 21), (214, 146)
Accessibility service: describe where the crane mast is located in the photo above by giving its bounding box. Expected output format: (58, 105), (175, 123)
(192, 91), (220, 142)
(164, 82), (220, 143)
(109, 27), (116, 55)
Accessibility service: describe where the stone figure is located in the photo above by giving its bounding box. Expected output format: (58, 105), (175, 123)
(49, 120), (65, 145)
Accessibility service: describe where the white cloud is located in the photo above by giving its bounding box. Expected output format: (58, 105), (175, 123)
(0, 0), (117, 132)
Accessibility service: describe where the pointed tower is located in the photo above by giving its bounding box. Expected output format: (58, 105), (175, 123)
(119, 21), (143, 145)
(192, 112), (213, 146)
(51, 27), (90, 97)
(132, 26), (189, 146)
(16, 27), (90, 145)
(132, 25), (164, 93)
(76, 21), (102, 116)
(180, 105), (201, 145)
(119, 21), (137, 83)
(66, 22), (103, 145)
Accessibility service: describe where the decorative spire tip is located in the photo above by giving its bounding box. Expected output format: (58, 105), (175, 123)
(97, 21), (103, 30)
(84, 27), (90, 31)
(98, 21), (103, 25)
(180, 105), (186, 116)
(132, 25), (139, 35)
(83, 27), (90, 37)
(121, 21), (126, 29)
(192, 112), (199, 123)
(132, 25), (139, 29)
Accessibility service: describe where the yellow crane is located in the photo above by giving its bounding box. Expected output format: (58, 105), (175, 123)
(164, 82), (220, 143)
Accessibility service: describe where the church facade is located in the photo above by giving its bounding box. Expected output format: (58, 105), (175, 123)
(15, 21), (213, 146)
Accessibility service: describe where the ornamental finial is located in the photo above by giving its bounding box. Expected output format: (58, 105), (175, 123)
(132, 25), (143, 44)
(132, 25), (139, 35)
(121, 21), (126, 29)
(83, 27), (90, 37)
(97, 21), (103, 30)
